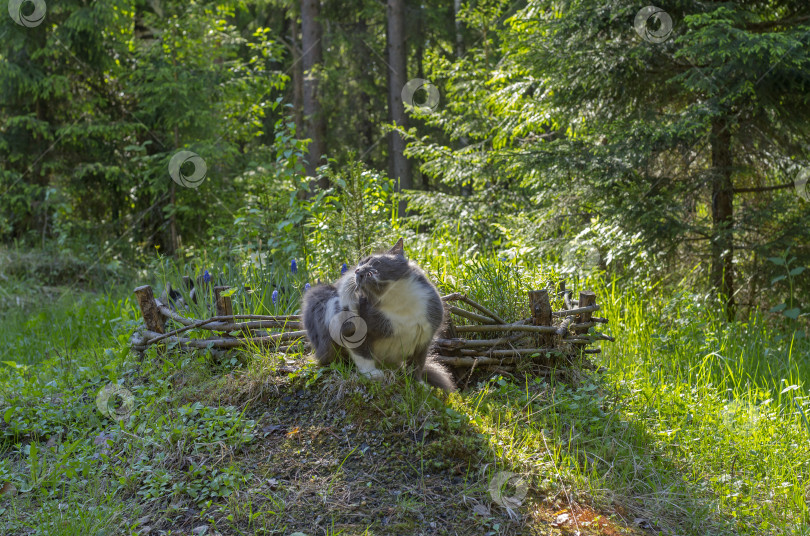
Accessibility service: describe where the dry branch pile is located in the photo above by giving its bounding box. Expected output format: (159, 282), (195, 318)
(129, 281), (613, 371)
(433, 285), (613, 370)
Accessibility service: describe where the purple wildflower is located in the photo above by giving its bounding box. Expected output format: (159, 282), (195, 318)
(341, 263), (348, 275)
(291, 259), (298, 274)
(272, 289), (278, 304)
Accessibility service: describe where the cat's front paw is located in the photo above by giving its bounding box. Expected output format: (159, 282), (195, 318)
(362, 368), (386, 381)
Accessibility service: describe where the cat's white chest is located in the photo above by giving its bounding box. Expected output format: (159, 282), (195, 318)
(371, 276), (434, 364)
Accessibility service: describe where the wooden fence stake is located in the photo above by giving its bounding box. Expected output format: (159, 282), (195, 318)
(134, 285), (165, 334)
(575, 291), (596, 334)
(528, 289), (553, 348)
(214, 286), (233, 318)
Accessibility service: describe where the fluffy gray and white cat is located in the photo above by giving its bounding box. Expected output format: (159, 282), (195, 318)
(301, 238), (455, 392)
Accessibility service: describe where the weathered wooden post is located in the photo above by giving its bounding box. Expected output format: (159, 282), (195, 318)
(557, 279), (574, 309)
(528, 289), (553, 349)
(134, 285), (165, 334)
(575, 291), (596, 334)
(214, 286), (233, 318)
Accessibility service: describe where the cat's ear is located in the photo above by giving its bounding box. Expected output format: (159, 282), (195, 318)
(388, 238), (405, 257)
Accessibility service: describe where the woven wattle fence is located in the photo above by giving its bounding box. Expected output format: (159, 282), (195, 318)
(129, 280), (613, 370)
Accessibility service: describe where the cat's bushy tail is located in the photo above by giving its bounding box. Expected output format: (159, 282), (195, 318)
(422, 356), (456, 392)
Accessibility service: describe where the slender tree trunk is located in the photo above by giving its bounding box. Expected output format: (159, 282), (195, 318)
(301, 0), (326, 185)
(386, 0), (411, 212)
(454, 0), (471, 197)
(289, 16), (304, 139)
(454, 0), (464, 58)
(710, 119), (735, 319)
(354, 17), (375, 156)
(168, 62), (180, 254)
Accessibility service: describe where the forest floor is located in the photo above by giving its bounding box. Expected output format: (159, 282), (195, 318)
(157, 355), (648, 535)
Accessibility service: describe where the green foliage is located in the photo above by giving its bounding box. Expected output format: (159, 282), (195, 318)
(767, 249), (808, 320)
(304, 159), (398, 273)
(404, 0), (810, 312)
(160, 402), (256, 450)
(0, 0), (289, 258)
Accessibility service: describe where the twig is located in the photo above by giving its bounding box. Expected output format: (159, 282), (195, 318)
(142, 329), (307, 349)
(568, 321), (599, 331)
(437, 355), (517, 366)
(442, 293), (507, 324)
(146, 316), (301, 345)
(202, 320), (303, 332)
(157, 301), (194, 326)
(455, 323), (557, 334)
(565, 332), (615, 342)
(458, 347), (554, 357)
(448, 306), (497, 325)
(434, 333), (530, 349)
(552, 304), (601, 317)
(555, 317), (575, 337)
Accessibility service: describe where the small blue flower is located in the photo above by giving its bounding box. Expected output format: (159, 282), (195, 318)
(291, 259), (298, 274)
(203, 270), (211, 283)
(304, 283), (311, 292)
(341, 263), (348, 275)
(272, 289), (278, 304)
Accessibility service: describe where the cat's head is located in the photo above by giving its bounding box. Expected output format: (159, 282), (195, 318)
(353, 238), (410, 298)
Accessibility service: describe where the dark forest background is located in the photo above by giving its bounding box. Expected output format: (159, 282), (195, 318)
(2, 0), (809, 320)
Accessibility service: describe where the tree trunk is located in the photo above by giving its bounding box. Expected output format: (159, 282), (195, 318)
(454, 0), (464, 58)
(289, 16), (304, 140)
(354, 17), (375, 156)
(386, 0), (411, 213)
(301, 0), (326, 185)
(710, 119), (735, 319)
(168, 71), (179, 254)
(454, 0), (471, 197)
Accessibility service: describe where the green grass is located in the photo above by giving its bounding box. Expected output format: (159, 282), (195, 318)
(0, 243), (808, 535)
